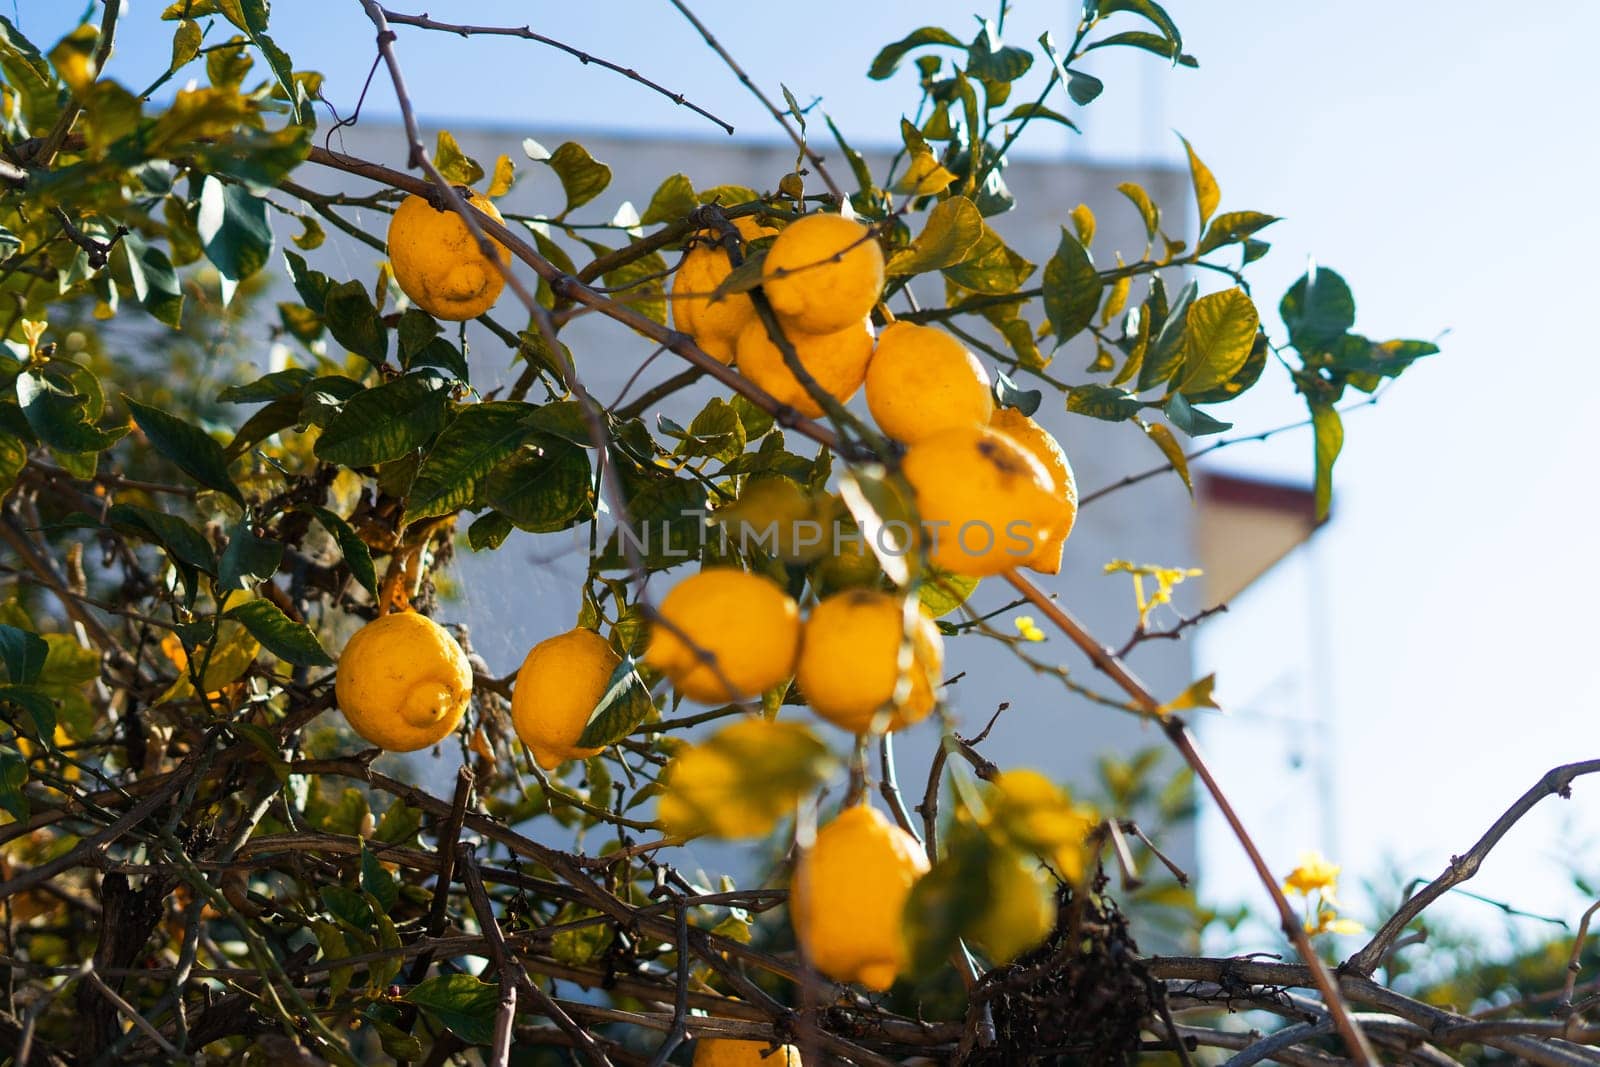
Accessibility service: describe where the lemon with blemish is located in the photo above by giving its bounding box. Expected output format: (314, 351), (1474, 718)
(387, 191), (511, 321)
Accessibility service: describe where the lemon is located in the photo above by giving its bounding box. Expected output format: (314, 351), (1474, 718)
(387, 191), (511, 321)
(796, 590), (942, 734)
(790, 803), (929, 990)
(970, 848), (1055, 964)
(734, 316), (874, 418)
(761, 213), (884, 334)
(643, 568), (801, 703)
(693, 1038), (801, 1067)
(335, 612), (473, 752)
(988, 407), (1079, 574)
(900, 426), (1071, 577)
(864, 322), (994, 443)
(511, 627), (619, 770)
(671, 217), (778, 364)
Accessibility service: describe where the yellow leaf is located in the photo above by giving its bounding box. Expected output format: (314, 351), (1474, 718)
(1069, 203), (1095, 247)
(1158, 673), (1220, 716)
(892, 149), (957, 197)
(159, 618), (260, 703)
(487, 154), (516, 198)
(1179, 134), (1220, 229)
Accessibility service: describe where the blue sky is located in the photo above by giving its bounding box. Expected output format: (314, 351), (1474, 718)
(22, 1), (1600, 945)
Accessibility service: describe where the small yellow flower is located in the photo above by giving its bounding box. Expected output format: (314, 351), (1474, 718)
(1283, 850), (1341, 898)
(1013, 615), (1046, 642)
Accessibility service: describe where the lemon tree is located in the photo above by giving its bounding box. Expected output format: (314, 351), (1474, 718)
(0, 3), (1520, 1067)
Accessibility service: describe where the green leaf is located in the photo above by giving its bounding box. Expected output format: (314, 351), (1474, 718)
(1185, 331), (1268, 405)
(484, 439), (593, 533)
(1098, 0), (1183, 58)
(0, 433), (24, 496)
(1310, 402), (1342, 521)
(397, 307), (441, 359)
(1177, 135), (1218, 229)
(125, 395), (243, 503)
(1163, 392), (1231, 437)
(1117, 181), (1159, 240)
(868, 26), (964, 80)
(541, 142), (611, 215)
(1042, 227), (1100, 345)
(1065, 68), (1103, 105)
(886, 195), (983, 275)
(903, 827), (991, 976)
(1197, 210), (1279, 255)
(17, 370), (126, 454)
(601, 249), (668, 325)
(374, 799), (423, 846)
(0, 745), (26, 821)
(672, 397), (745, 463)
(1082, 30), (1196, 67)
(0, 625), (47, 685)
(1281, 265), (1355, 351)
(434, 130), (483, 186)
(408, 337), (470, 382)
(1176, 288), (1259, 395)
(993, 370), (1042, 417)
(107, 503), (218, 576)
(360, 846), (399, 913)
(314, 373), (451, 468)
(1068, 384), (1142, 422)
(322, 279), (388, 364)
(119, 231), (184, 327)
(303, 506), (378, 598)
(403, 974), (500, 1046)
(968, 22), (1033, 84)
(467, 511), (514, 551)
(218, 520), (283, 591)
(641, 173), (697, 226)
(0, 685), (57, 740)
(1136, 279), (1196, 392)
(218, 368), (312, 404)
(999, 102), (1078, 130)
(284, 249), (330, 312)
(226, 599), (332, 667)
(1139, 420), (1192, 495)
(407, 402), (531, 522)
(575, 656), (654, 748)
(942, 223), (1034, 294)
(197, 176), (272, 304)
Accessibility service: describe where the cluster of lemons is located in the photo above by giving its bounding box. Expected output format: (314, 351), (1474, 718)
(672, 210), (1079, 578)
(352, 202), (1082, 1043)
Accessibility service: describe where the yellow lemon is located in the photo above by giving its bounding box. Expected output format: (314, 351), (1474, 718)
(693, 1038), (801, 1067)
(510, 627), (619, 770)
(900, 426), (1071, 577)
(335, 612), (472, 752)
(970, 848), (1055, 964)
(671, 217), (777, 364)
(387, 191), (511, 321)
(988, 407), (1079, 574)
(761, 213), (884, 334)
(790, 803), (929, 990)
(864, 322), (993, 443)
(734, 316), (874, 418)
(643, 568), (800, 703)
(796, 590), (942, 734)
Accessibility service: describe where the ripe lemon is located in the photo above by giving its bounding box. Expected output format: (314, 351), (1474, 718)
(511, 627), (619, 770)
(335, 612), (473, 752)
(790, 803), (929, 990)
(761, 213), (884, 334)
(671, 217), (778, 364)
(989, 407), (1079, 574)
(864, 322), (993, 443)
(796, 590), (942, 734)
(643, 568), (801, 703)
(693, 1038), (801, 1067)
(734, 316), (874, 418)
(387, 191), (511, 321)
(901, 426), (1071, 577)
(970, 848), (1055, 964)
